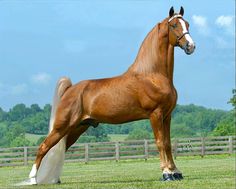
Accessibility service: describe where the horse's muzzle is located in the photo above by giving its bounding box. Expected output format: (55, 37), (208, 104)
(183, 41), (195, 55)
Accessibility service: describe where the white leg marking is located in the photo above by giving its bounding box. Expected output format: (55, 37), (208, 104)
(29, 164), (37, 178)
(163, 167), (182, 174)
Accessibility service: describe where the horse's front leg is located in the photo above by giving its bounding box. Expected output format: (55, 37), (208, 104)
(150, 109), (182, 181)
(162, 115), (183, 180)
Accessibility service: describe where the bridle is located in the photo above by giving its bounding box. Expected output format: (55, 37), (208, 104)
(168, 14), (189, 46)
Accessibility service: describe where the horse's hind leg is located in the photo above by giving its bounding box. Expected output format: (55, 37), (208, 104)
(29, 123), (71, 182)
(30, 103), (82, 182)
(34, 125), (70, 170)
(66, 125), (89, 150)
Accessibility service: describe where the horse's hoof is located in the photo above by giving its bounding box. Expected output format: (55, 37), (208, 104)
(162, 173), (174, 181)
(173, 173), (184, 180)
(57, 179), (61, 184)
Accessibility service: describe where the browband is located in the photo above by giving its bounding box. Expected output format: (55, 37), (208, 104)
(168, 14), (182, 23)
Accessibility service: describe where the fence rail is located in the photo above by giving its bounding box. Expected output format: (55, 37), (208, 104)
(0, 136), (235, 167)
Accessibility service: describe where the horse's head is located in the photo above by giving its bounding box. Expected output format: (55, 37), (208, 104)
(167, 6), (195, 55)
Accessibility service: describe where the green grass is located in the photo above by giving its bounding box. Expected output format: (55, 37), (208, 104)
(0, 155), (235, 189)
(108, 134), (128, 142)
(25, 133), (46, 144)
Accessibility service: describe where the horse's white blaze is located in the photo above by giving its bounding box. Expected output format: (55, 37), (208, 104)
(179, 19), (194, 46)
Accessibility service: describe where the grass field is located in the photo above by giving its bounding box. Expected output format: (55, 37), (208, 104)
(0, 155), (235, 189)
(108, 134), (128, 141)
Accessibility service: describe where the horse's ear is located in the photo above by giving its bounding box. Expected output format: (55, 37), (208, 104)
(179, 6), (184, 16)
(169, 6), (174, 17)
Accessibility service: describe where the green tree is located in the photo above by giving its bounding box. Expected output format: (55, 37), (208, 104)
(0, 123), (32, 147)
(30, 104), (41, 114)
(0, 107), (7, 121)
(228, 89), (236, 109)
(43, 104), (51, 116)
(79, 126), (111, 143)
(8, 104), (28, 121)
(171, 123), (195, 138)
(213, 112), (235, 136)
(10, 136), (32, 147)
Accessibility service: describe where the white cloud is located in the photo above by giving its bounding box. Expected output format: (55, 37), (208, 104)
(215, 15), (235, 36)
(31, 73), (51, 85)
(215, 15), (234, 27)
(192, 15), (209, 35)
(192, 15), (207, 27)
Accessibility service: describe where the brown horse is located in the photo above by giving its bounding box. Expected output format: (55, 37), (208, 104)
(28, 6), (195, 184)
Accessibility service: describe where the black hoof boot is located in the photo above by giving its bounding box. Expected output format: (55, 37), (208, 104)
(173, 173), (184, 180)
(57, 179), (61, 184)
(162, 173), (174, 181)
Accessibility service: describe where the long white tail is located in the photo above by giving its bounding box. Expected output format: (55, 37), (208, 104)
(36, 77), (72, 184)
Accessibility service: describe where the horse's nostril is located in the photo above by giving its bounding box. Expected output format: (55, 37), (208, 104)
(188, 44), (195, 50)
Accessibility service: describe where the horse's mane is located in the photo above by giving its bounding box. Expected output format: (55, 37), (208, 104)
(126, 18), (169, 75)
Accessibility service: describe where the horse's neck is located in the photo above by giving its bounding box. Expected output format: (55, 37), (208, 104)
(126, 24), (174, 83)
(167, 44), (174, 83)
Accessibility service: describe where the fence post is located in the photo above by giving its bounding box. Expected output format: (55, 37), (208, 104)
(201, 137), (205, 158)
(23, 147), (28, 166)
(115, 142), (120, 162)
(144, 140), (148, 161)
(228, 136), (233, 155)
(85, 143), (89, 163)
(173, 139), (178, 159)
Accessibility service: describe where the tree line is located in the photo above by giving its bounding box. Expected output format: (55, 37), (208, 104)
(0, 95), (235, 147)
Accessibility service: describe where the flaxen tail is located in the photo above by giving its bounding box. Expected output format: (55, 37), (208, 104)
(16, 77), (72, 186)
(36, 77), (72, 184)
(49, 77), (72, 132)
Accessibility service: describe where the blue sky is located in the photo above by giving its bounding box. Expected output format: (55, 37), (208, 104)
(0, 0), (235, 111)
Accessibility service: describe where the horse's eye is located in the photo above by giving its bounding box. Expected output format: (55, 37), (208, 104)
(172, 24), (177, 28)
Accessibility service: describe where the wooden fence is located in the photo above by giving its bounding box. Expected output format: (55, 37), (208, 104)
(0, 136), (235, 167)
